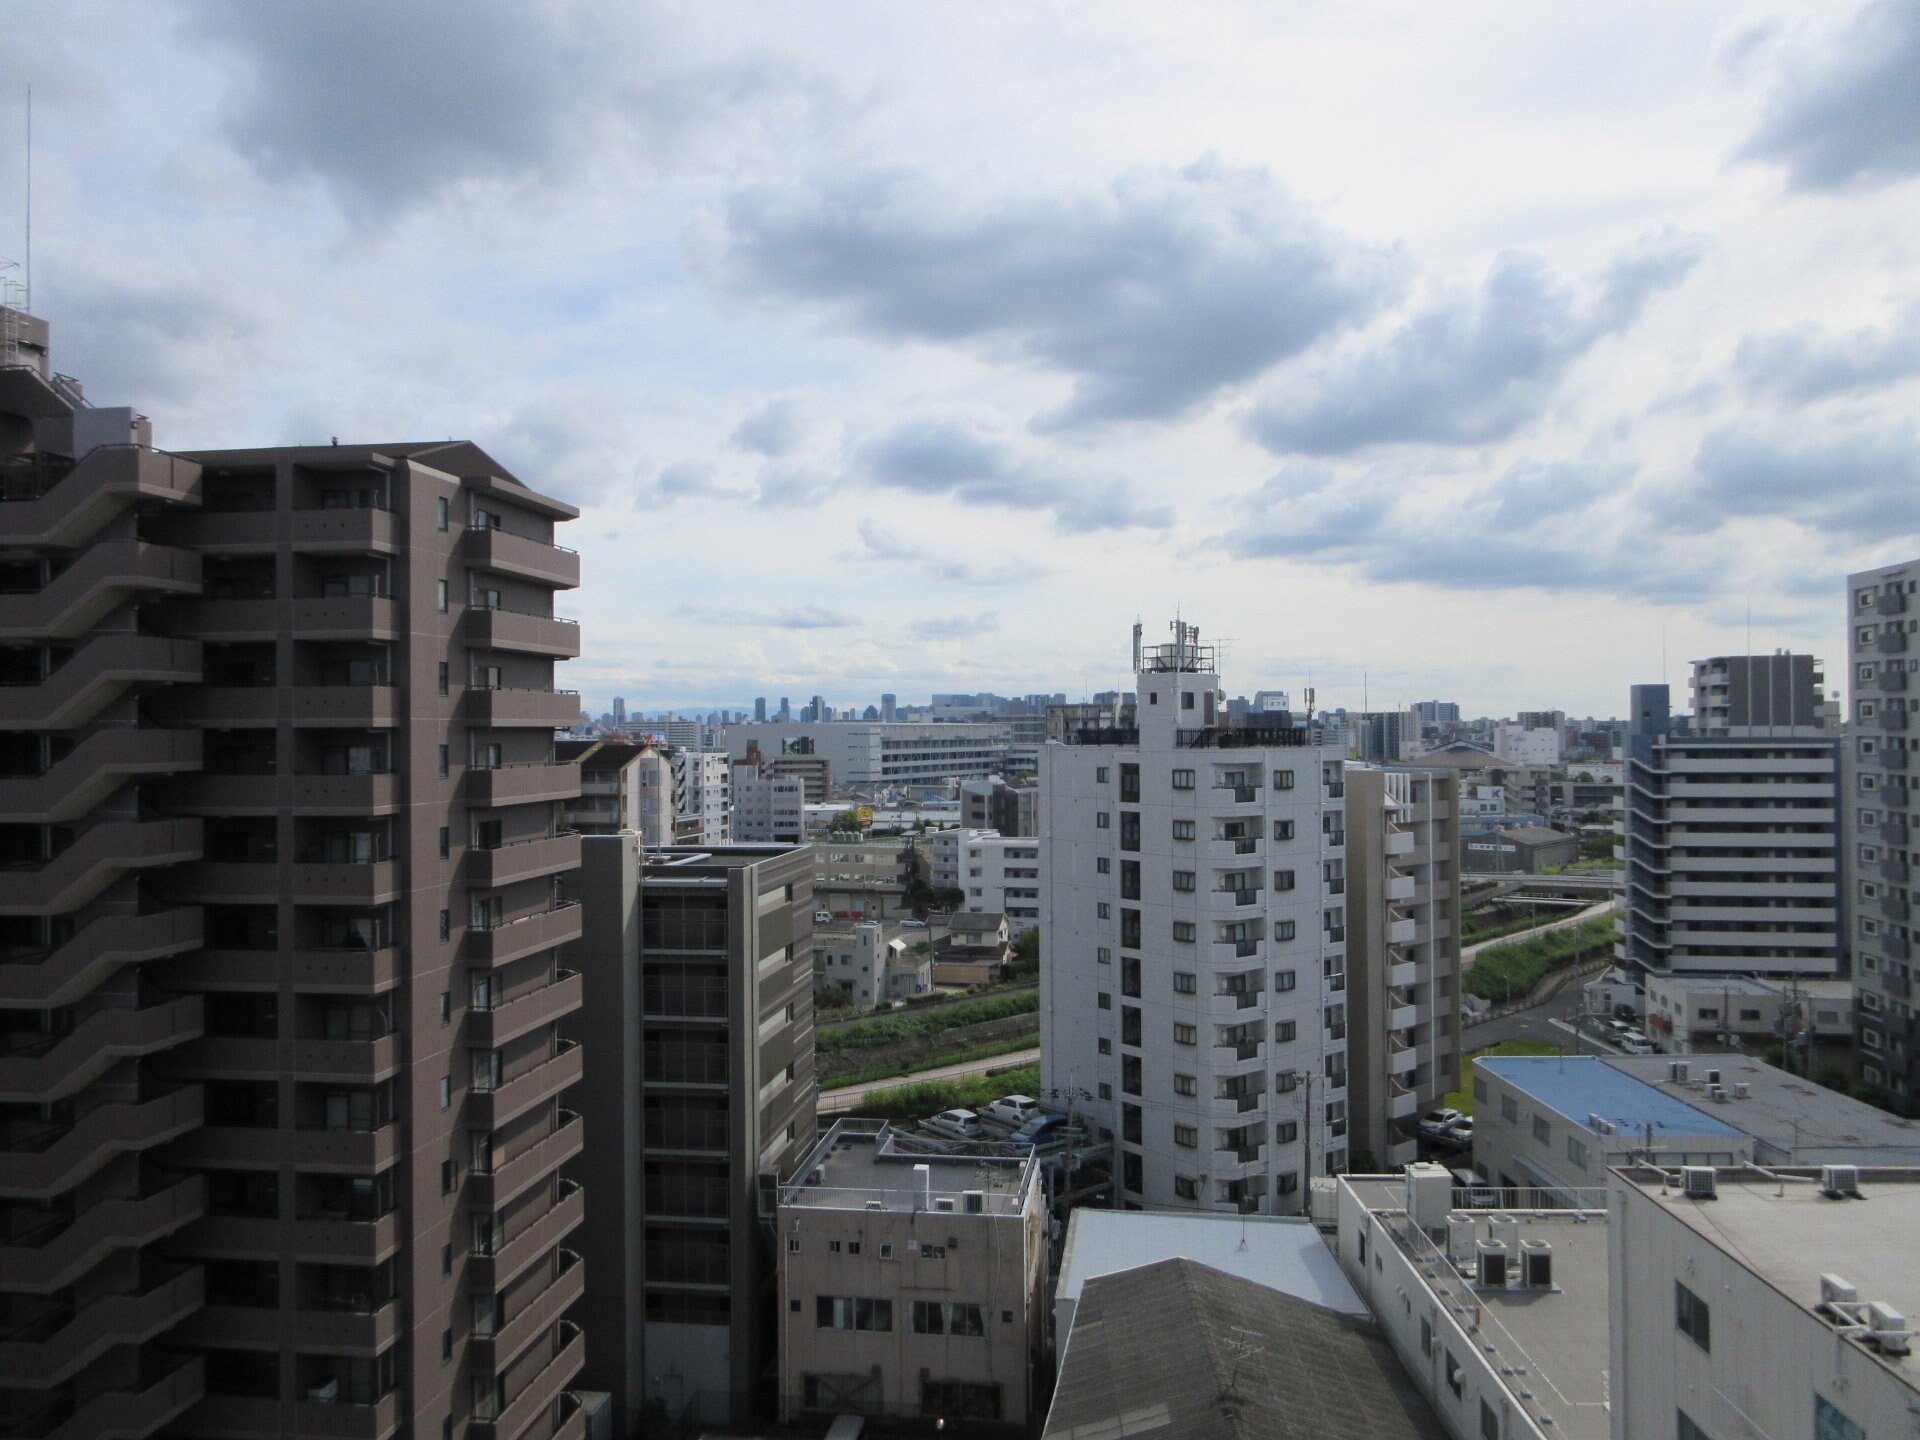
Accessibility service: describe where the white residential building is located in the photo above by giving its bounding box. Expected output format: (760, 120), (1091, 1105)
(670, 747), (731, 844)
(731, 763), (805, 844)
(814, 921), (930, 1006)
(1492, 723), (1560, 766)
(725, 721), (1010, 791)
(1616, 658), (1840, 979)
(930, 826), (996, 891)
(959, 833), (1042, 936)
(1041, 620), (1350, 1213)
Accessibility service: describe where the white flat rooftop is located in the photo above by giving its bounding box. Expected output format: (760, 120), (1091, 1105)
(1056, 1208), (1366, 1317)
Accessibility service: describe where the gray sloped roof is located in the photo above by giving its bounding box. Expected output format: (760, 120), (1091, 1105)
(1044, 1258), (1442, 1440)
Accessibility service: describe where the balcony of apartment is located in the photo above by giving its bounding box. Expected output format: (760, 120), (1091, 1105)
(465, 605), (581, 659)
(470, 1179), (585, 1292)
(1388, 959), (1421, 989)
(469, 833), (581, 889)
(27, 1350), (206, 1440)
(1207, 834), (1262, 862)
(1387, 913), (1417, 946)
(0, 1084), (203, 1201)
(0, 635), (202, 731)
(1384, 872), (1415, 903)
(290, 857), (404, 906)
(471, 1110), (584, 1208)
(1883, 817), (1912, 847)
(1881, 748), (1911, 774)
(0, 540), (202, 642)
(1208, 882), (1263, 913)
(285, 1033), (401, 1085)
(466, 762), (581, 809)
(1881, 707), (1912, 733)
(1883, 893), (1911, 925)
(283, 596), (401, 643)
(1386, 1039), (1419, 1078)
(163, 596), (279, 643)
(472, 1043), (584, 1129)
(0, 1174), (205, 1296)
(470, 971), (583, 1051)
(0, 994), (204, 1104)
(1881, 629), (1912, 655)
(1885, 857), (1912, 885)
(1388, 1082), (1419, 1120)
(0, 727), (201, 825)
(189, 1389), (400, 1440)
(1386, 990), (1419, 1033)
(1208, 986), (1264, 1019)
(0, 818), (203, 917)
(0, 906), (202, 1008)
(1881, 971), (1912, 1001)
(1883, 932), (1913, 963)
(0, 445), (204, 550)
(472, 1319), (586, 1440)
(1886, 780), (1911, 810)
(1880, 669), (1910, 694)
(464, 686), (581, 730)
(172, 1119), (399, 1174)
(1209, 781), (1263, 814)
(1212, 1037), (1265, 1074)
(1385, 829), (1415, 857)
(172, 944), (398, 995)
(289, 1292), (403, 1354)
(472, 1250), (586, 1372)
(469, 902), (584, 968)
(463, 525), (581, 589)
(289, 504), (402, 556)
(0, 1264), (205, 1388)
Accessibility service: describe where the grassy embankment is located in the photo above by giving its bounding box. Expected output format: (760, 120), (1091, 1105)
(1462, 915), (1615, 1004)
(848, 1063), (1043, 1121)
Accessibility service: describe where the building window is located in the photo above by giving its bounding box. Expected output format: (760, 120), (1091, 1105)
(1098, 1038), (1111, 1054)
(439, 1076), (451, 1109)
(437, 497), (450, 530)
(1173, 921), (1196, 943)
(1120, 763), (1140, 802)
(439, 991), (450, 1024)
(1171, 820), (1197, 842)
(912, 1301), (984, 1336)
(1532, 1115), (1550, 1144)
(1274, 770), (1295, 790)
(1173, 972), (1197, 994)
(1274, 920), (1297, 942)
(1122, 1153), (1143, 1193)
(1174, 1023), (1196, 1045)
(1174, 1175), (1198, 1199)
(1096, 946), (1111, 964)
(1567, 1136), (1589, 1168)
(1273, 869), (1296, 892)
(1173, 870), (1196, 892)
(1275, 1020), (1296, 1043)
(439, 909), (451, 942)
(1274, 970), (1296, 992)
(1172, 769), (1195, 790)
(436, 579), (448, 612)
(1097, 992), (1111, 1010)
(1098, 1082), (1112, 1100)
(1678, 1412), (1713, 1440)
(1480, 1399), (1501, 1440)
(1275, 1072), (1297, 1093)
(1174, 1074), (1197, 1096)
(1096, 766), (1109, 783)
(1097, 902), (1111, 919)
(1274, 819), (1294, 841)
(439, 827), (451, 859)
(817, 1297), (892, 1332)
(1096, 856), (1111, 874)
(1473, 1076), (1488, 1101)
(1501, 1095), (1518, 1123)
(1675, 1281), (1711, 1351)
(439, 745), (450, 777)
(1122, 1056), (1142, 1096)
(1174, 1124), (1197, 1148)
(1444, 1349), (1463, 1398)
(1096, 812), (1110, 829)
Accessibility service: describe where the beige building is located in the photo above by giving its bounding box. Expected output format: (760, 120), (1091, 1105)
(775, 1119), (1047, 1426)
(1344, 766), (1464, 1167)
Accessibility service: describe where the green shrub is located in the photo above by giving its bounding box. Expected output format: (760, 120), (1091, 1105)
(1461, 916), (1614, 1002)
(818, 989), (1041, 1054)
(850, 1063), (1042, 1120)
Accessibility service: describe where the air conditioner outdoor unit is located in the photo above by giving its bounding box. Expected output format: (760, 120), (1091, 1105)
(1681, 1166), (1718, 1200)
(1733, 1082), (1751, 1099)
(963, 1190), (985, 1214)
(1708, 1084), (1728, 1102)
(1705, 1069), (1721, 1086)
(1821, 1273), (1859, 1306)
(934, 1197), (956, 1212)
(1821, 1165), (1860, 1198)
(1869, 1302), (1912, 1356)
(1673, 1061), (1690, 1083)
(1521, 1238), (1553, 1288)
(865, 1199), (885, 1211)
(1476, 1240), (1509, 1289)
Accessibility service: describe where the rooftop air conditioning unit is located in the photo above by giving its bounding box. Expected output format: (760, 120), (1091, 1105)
(934, 1197), (956, 1213)
(865, 1199), (885, 1211)
(1821, 1165), (1860, 1199)
(1476, 1240), (1509, 1289)
(1705, 1069), (1722, 1086)
(1521, 1238), (1553, 1289)
(963, 1190), (985, 1214)
(1595, 1117), (1616, 1136)
(1681, 1166), (1718, 1200)
(1673, 1061), (1690, 1083)
(1821, 1273), (1859, 1306)
(1734, 1082), (1751, 1099)
(1870, 1302), (1912, 1356)
(1708, 1084), (1728, 1103)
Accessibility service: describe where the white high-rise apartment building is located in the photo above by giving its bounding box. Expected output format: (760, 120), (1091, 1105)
(959, 833), (1042, 936)
(1042, 622), (1350, 1213)
(671, 748), (732, 843)
(732, 764), (806, 844)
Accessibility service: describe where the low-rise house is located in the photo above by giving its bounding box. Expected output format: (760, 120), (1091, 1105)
(935, 911), (1012, 986)
(815, 920), (930, 1006)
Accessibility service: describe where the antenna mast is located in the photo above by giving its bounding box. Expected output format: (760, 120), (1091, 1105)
(23, 84), (30, 315)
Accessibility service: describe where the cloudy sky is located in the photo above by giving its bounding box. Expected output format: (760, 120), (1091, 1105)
(6, 2), (1916, 718)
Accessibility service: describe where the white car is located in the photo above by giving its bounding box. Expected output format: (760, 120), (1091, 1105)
(813, 910), (835, 925)
(924, 1108), (983, 1141)
(899, 918), (928, 929)
(984, 1095), (1040, 1129)
(1418, 1108), (1463, 1139)
(1620, 1035), (1657, 1055)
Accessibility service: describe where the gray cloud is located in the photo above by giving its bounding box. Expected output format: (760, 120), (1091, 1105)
(634, 460), (751, 509)
(1733, 303), (1920, 402)
(1247, 235), (1705, 456)
(45, 269), (271, 410)
(710, 158), (1398, 427)
(181, 1), (836, 222)
(730, 398), (804, 457)
(755, 464), (836, 508)
(909, 612), (1000, 641)
(854, 522), (1047, 586)
(1674, 425), (1920, 538)
(672, 601), (860, 630)
(1736, 1), (1920, 192)
(1219, 457), (1710, 603)
(858, 418), (1171, 532)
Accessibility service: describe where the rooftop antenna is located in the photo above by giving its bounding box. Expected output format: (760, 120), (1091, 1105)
(24, 84), (30, 315)
(1222, 1327), (1265, 1400)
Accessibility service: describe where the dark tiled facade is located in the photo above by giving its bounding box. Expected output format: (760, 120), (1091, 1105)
(0, 307), (586, 1440)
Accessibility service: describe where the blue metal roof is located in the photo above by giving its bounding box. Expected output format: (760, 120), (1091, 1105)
(1477, 1055), (1744, 1138)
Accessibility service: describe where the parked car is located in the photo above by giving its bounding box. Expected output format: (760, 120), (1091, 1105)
(1620, 1034), (1657, 1055)
(1009, 1114), (1071, 1146)
(1418, 1108), (1463, 1139)
(900, 918), (928, 929)
(983, 1095), (1040, 1129)
(923, 1108), (983, 1141)
(1443, 1117), (1475, 1147)
(813, 910), (835, 925)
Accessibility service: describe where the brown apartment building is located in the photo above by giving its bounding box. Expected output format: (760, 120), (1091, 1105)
(0, 305), (588, 1440)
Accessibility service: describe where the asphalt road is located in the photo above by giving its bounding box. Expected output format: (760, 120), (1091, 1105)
(818, 1045), (1041, 1113)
